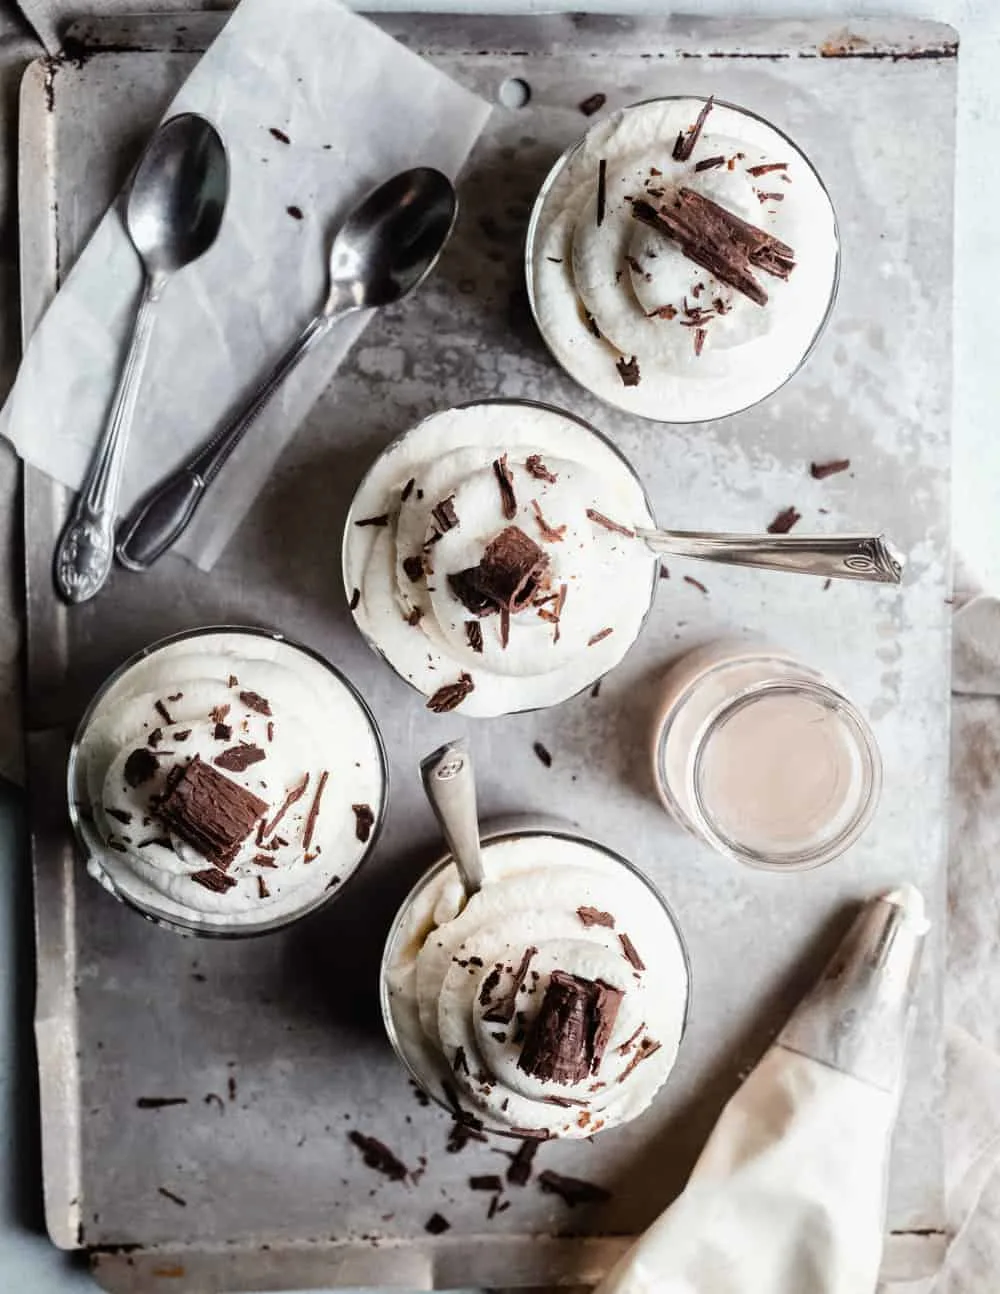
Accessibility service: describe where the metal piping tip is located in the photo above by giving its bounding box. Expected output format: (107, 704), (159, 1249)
(778, 886), (929, 1093)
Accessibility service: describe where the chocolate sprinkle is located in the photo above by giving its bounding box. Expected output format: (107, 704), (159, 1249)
(767, 506), (802, 534)
(465, 621), (484, 654)
(506, 1139), (539, 1186)
(619, 933), (646, 971)
(810, 458), (851, 479)
(596, 158), (607, 227)
(239, 690), (272, 716)
(269, 126), (290, 144)
(538, 1170), (611, 1207)
(695, 154), (726, 171)
(518, 971), (624, 1083)
(352, 803), (375, 843)
(587, 628), (613, 647)
(684, 574), (708, 595)
(159, 756), (267, 867)
(427, 673), (475, 714)
(525, 454), (558, 483)
(355, 514), (390, 528)
(348, 1131), (408, 1182)
(158, 1187), (188, 1208)
(401, 477), (416, 503)
(587, 509), (635, 538)
(123, 748), (159, 789)
(214, 744), (266, 773)
(302, 770), (329, 851)
(190, 869), (238, 894)
(748, 161), (789, 176)
(267, 721), (274, 743)
(579, 92), (606, 116)
(694, 327), (707, 357)
(425, 1213), (451, 1235)
(493, 454), (517, 520)
(533, 741), (552, 768)
(615, 355), (641, 387)
(672, 96), (714, 162)
(257, 876), (270, 899)
(577, 906), (615, 929)
(286, 204), (303, 220)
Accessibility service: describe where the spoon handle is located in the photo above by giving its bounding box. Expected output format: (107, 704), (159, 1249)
(54, 278), (160, 603)
(420, 739), (486, 899)
(637, 528), (903, 585)
(116, 311), (333, 571)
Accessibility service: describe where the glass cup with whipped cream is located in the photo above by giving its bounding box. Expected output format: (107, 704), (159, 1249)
(342, 399), (658, 717)
(381, 823), (690, 1139)
(68, 626), (388, 936)
(526, 95), (839, 422)
(652, 641), (881, 871)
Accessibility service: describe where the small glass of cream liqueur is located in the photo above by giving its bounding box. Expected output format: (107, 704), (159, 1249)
(652, 640), (881, 871)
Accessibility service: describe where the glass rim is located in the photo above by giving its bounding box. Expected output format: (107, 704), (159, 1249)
(378, 822), (692, 1133)
(66, 623), (390, 940)
(687, 675), (882, 872)
(523, 93), (842, 426)
(340, 396), (660, 716)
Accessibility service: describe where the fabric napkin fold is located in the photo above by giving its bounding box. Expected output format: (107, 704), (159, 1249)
(0, 0), (490, 570)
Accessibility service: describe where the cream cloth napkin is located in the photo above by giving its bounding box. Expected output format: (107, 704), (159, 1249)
(0, 0), (490, 571)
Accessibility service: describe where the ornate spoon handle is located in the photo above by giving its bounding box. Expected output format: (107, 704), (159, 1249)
(636, 528), (903, 585)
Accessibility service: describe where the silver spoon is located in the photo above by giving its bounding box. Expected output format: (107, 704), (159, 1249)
(420, 739), (486, 899)
(116, 166), (458, 571)
(637, 527), (903, 584)
(54, 113), (229, 604)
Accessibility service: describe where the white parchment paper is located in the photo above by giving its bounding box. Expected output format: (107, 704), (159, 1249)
(0, 0), (490, 570)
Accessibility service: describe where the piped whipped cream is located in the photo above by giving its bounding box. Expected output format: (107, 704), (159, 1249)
(343, 402), (656, 717)
(70, 630), (385, 931)
(383, 832), (689, 1139)
(530, 97), (838, 421)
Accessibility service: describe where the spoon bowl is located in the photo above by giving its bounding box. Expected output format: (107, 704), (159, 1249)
(326, 166), (457, 312)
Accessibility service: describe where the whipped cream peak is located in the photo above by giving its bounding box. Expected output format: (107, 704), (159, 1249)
(344, 403), (656, 716)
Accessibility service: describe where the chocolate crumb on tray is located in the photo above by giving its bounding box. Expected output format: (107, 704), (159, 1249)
(425, 1212), (451, 1235)
(683, 575), (708, 595)
(470, 1174), (504, 1192)
(533, 741), (553, 768)
(348, 1131), (409, 1182)
(506, 1138), (540, 1186)
(579, 92), (606, 116)
(767, 506), (802, 534)
(810, 457), (851, 479)
(427, 673), (475, 714)
(538, 1169), (612, 1207)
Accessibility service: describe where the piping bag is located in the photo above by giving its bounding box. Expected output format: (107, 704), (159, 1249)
(596, 886), (929, 1294)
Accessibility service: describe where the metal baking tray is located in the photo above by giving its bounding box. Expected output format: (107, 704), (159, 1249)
(19, 12), (956, 1290)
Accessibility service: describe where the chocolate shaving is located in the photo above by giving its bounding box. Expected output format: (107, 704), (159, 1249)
(625, 254), (651, 282)
(425, 1213), (451, 1235)
(577, 906), (615, 929)
(506, 1139), (539, 1186)
(767, 506), (802, 534)
(493, 454), (517, 520)
(542, 1094), (588, 1108)
(615, 355), (641, 387)
(632, 190), (795, 307)
(267, 721), (274, 743)
(124, 748), (159, 789)
(257, 876), (270, 899)
(348, 1131), (408, 1182)
(537, 581), (567, 644)
(465, 621), (484, 654)
(147, 727), (163, 748)
(483, 946), (538, 1024)
(579, 92), (606, 116)
(584, 312), (602, 338)
(695, 154), (726, 171)
(209, 704), (230, 724)
(158, 1187), (188, 1208)
(684, 575), (708, 594)
(659, 563), (670, 580)
(646, 304), (677, 320)
(810, 458), (851, 479)
(694, 327), (707, 357)
(587, 628), (613, 647)
(403, 554), (425, 583)
(499, 606), (511, 650)
(355, 514), (390, 528)
(533, 741), (552, 768)
(352, 803), (375, 843)
(349, 587), (361, 611)
(672, 96), (713, 162)
(619, 1036), (662, 1081)
(263, 773), (310, 838)
(254, 853), (278, 867)
(136, 1097), (187, 1109)
(453, 1046), (469, 1075)
(239, 691), (272, 716)
(596, 158), (607, 227)
(405, 606), (424, 627)
(190, 869), (238, 894)
(748, 161), (788, 176)
(400, 477), (416, 502)
(228, 674), (239, 688)
(525, 454), (557, 483)
(538, 1170), (612, 1207)
(214, 723), (232, 742)
(172, 730), (191, 742)
(531, 499), (566, 543)
(427, 673), (475, 714)
(619, 933), (645, 971)
(757, 191), (785, 202)
(138, 836), (173, 850)
(214, 745), (266, 773)
(586, 509), (635, 538)
(154, 699), (175, 726)
(518, 971), (624, 1083)
(471, 1174), (503, 1192)
(302, 770), (329, 851)
(269, 126), (290, 143)
(106, 807), (133, 825)
(487, 1194), (501, 1220)
(616, 1023), (646, 1055)
(431, 496), (459, 532)
(159, 756), (266, 868)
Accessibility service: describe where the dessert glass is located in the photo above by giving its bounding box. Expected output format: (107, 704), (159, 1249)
(380, 821), (691, 1139)
(525, 95), (840, 423)
(342, 398), (659, 718)
(652, 641), (881, 871)
(67, 625), (388, 937)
